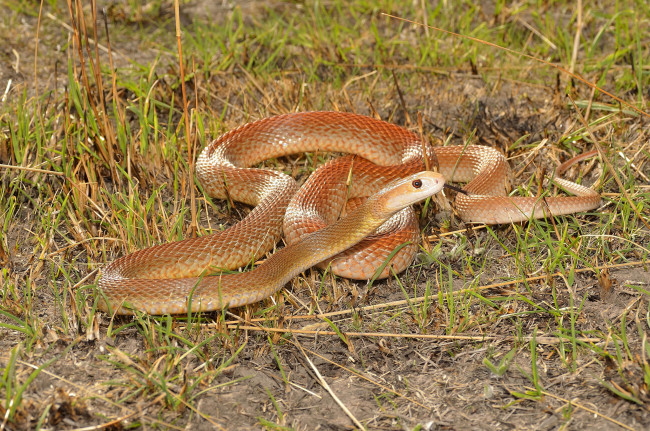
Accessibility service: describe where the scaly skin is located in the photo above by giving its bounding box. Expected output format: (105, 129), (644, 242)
(97, 112), (600, 315)
(99, 172), (445, 314)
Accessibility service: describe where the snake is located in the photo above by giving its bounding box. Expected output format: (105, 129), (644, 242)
(97, 112), (601, 315)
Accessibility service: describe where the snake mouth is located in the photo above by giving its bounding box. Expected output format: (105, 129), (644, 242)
(443, 183), (468, 195)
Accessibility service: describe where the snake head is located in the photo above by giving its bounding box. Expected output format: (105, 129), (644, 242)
(375, 171), (446, 217)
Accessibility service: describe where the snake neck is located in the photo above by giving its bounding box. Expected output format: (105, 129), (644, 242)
(245, 199), (385, 291)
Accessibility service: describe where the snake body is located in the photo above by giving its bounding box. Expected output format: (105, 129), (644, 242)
(98, 112), (601, 315)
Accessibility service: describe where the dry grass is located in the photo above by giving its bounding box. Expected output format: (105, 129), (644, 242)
(1, 0), (649, 429)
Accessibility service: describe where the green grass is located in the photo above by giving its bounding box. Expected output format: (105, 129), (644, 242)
(1, 0), (649, 429)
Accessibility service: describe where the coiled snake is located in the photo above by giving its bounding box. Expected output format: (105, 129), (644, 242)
(97, 112), (600, 314)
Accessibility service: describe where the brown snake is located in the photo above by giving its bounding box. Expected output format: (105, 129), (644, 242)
(97, 112), (601, 315)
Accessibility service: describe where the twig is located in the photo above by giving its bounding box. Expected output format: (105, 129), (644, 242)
(173, 0), (196, 237)
(569, 0), (582, 75)
(0, 163), (64, 176)
(46, 12), (124, 58)
(229, 325), (599, 345)
(515, 17), (557, 50)
(295, 341), (366, 430)
(391, 69), (410, 126)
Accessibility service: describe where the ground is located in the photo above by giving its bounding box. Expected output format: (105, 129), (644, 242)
(1, 1), (649, 430)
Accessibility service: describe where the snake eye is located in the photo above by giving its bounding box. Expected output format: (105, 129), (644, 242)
(412, 179), (422, 189)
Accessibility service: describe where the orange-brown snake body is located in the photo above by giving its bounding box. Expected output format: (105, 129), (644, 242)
(98, 112), (600, 315)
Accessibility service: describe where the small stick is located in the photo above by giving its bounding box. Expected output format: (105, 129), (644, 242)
(0, 163), (64, 176)
(295, 341), (366, 430)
